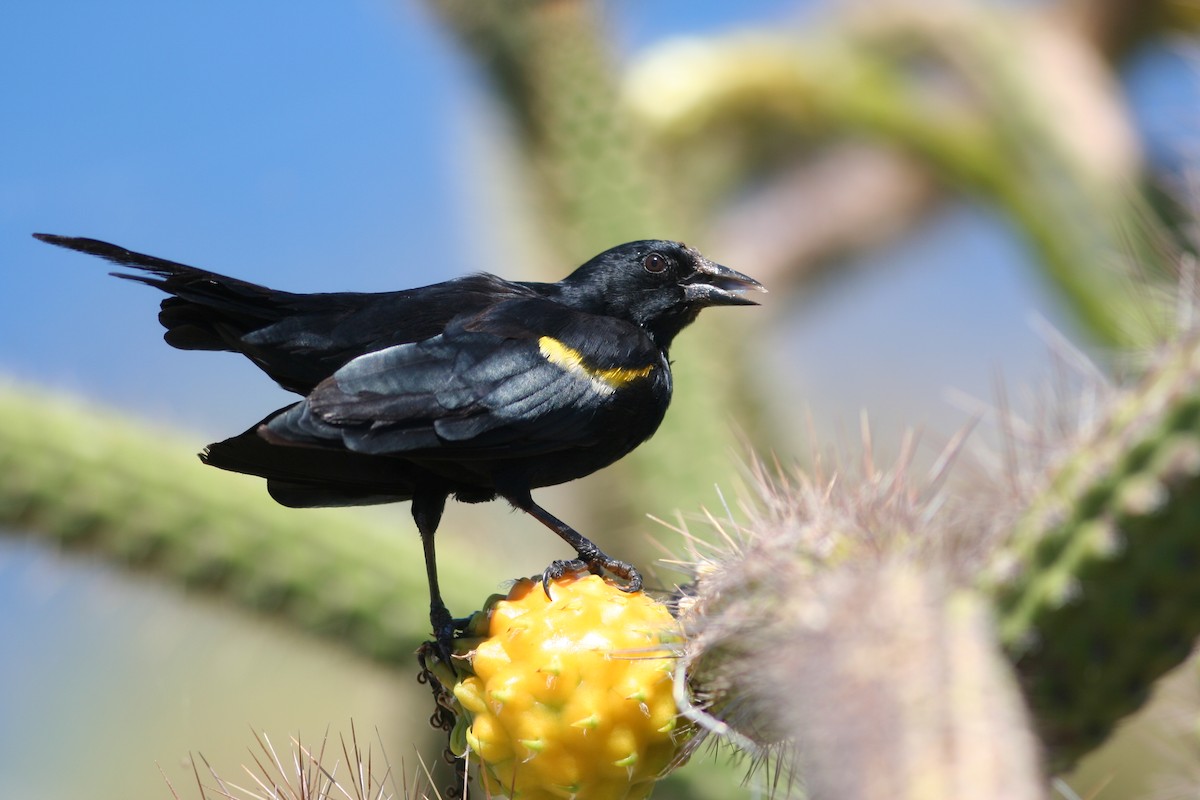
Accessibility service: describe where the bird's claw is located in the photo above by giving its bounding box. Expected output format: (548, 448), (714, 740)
(541, 558), (590, 595)
(540, 554), (643, 597)
(602, 557), (643, 593)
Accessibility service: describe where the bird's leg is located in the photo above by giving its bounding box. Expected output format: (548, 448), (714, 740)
(505, 492), (643, 596)
(412, 491), (456, 665)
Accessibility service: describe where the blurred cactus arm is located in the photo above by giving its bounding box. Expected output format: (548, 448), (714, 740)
(0, 382), (478, 664)
(624, 6), (1173, 349)
(429, 0), (670, 259)
(982, 332), (1200, 769)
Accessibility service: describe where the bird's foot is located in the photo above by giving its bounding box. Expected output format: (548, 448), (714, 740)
(540, 552), (644, 597)
(416, 642), (458, 734)
(429, 602), (459, 673)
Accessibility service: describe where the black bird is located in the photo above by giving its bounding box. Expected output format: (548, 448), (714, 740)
(34, 233), (764, 647)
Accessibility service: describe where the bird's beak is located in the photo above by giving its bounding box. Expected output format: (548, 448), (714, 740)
(682, 258), (767, 307)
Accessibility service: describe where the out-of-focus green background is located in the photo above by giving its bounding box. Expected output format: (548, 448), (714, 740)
(3, 0), (1199, 797)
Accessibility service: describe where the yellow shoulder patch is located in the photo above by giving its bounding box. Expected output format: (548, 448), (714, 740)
(538, 336), (654, 392)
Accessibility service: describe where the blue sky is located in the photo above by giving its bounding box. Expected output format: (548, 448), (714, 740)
(3, 1), (467, 429)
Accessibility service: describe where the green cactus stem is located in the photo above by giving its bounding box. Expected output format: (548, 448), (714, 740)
(983, 333), (1200, 769)
(0, 382), (478, 664)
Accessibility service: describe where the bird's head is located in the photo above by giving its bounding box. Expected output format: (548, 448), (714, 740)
(561, 240), (765, 349)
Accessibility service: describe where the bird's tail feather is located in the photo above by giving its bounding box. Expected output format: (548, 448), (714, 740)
(33, 233), (292, 353)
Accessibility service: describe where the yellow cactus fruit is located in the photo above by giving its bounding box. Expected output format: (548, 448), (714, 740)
(450, 573), (689, 800)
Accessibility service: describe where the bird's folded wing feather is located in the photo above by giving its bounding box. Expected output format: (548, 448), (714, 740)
(265, 327), (603, 457)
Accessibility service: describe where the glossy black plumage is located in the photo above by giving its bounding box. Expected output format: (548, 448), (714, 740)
(34, 232), (763, 647)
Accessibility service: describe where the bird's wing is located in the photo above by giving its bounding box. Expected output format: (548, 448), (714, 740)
(263, 308), (658, 459)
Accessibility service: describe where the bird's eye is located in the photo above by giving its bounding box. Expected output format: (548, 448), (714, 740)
(643, 253), (668, 274)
